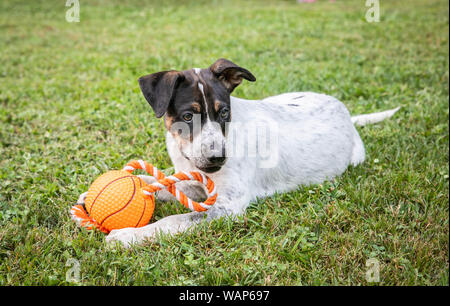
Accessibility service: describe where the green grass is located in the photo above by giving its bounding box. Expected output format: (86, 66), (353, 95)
(0, 0), (448, 285)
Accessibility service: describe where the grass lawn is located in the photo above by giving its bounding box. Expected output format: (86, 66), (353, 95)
(0, 0), (448, 285)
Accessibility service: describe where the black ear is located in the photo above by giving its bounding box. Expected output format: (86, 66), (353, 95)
(138, 70), (185, 118)
(209, 58), (256, 93)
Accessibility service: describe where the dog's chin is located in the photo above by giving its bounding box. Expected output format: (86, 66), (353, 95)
(198, 165), (222, 173)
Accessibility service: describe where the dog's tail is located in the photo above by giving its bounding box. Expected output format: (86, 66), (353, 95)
(351, 106), (401, 126)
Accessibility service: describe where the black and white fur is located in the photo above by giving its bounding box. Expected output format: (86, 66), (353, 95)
(76, 58), (400, 246)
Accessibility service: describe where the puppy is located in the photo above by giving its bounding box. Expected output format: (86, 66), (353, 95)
(76, 58), (399, 246)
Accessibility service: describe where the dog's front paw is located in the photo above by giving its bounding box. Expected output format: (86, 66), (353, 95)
(106, 227), (143, 248)
(136, 175), (157, 185)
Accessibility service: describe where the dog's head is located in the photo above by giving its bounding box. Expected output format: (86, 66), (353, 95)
(138, 58), (255, 173)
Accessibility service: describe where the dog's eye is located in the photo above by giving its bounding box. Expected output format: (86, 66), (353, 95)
(182, 112), (193, 122)
(220, 108), (230, 120)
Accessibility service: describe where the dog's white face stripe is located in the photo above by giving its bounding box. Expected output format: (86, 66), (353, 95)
(198, 82), (209, 116)
(193, 68), (210, 118)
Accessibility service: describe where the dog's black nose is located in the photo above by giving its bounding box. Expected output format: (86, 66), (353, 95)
(208, 156), (226, 164)
(203, 142), (226, 165)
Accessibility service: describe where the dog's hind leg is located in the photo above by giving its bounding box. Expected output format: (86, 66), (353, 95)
(350, 129), (365, 166)
(349, 107), (401, 166)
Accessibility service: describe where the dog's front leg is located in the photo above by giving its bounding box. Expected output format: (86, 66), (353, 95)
(105, 188), (251, 247)
(105, 211), (206, 247)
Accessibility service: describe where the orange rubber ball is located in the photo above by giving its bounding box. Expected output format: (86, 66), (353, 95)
(84, 170), (154, 232)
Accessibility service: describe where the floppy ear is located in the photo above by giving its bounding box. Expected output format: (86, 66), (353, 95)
(138, 70), (185, 118)
(209, 58), (256, 92)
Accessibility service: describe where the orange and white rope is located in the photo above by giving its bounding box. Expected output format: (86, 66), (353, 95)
(123, 160), (217, 212)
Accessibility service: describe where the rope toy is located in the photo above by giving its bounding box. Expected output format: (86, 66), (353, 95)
(70, 160), (217, 234)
